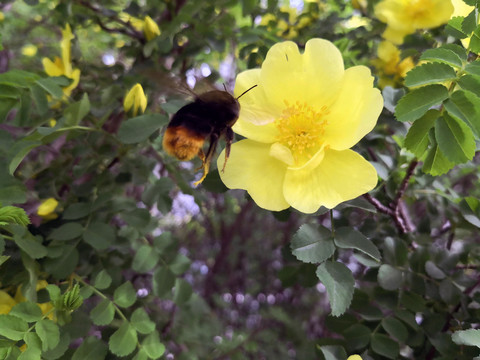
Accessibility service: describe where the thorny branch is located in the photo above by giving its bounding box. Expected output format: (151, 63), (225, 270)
(364, 160), (419, 234)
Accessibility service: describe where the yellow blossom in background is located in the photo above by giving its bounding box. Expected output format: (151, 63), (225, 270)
(347, 356), (363, 360)
(372, 41), (415, 88)
(261, 6), (314, 40)
(0, 290), (16, 314)
(119, 12), (144, 31)
(14, 280), (55, 320)
(124, 83), (147, 117)
(37, 197), (59, 219)
(0, 12), (4, 22)
(218, 39), (383, 214)
(21, 44), (38, 57)
(42, 24), (81, 98)
(49, 118), (57, 127)
(375, 0), (454, 44)
(143, 16), (160, 41)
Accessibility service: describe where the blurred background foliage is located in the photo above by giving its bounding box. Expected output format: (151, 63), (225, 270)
(1, 0), (480, 359)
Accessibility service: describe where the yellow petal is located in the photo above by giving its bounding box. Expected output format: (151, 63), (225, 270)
(218, 140), (289, 211)
(0, 290), (16, 314)
(347, 356), (363, 360)
(37, 198), (58, 217)
(63, 68), (81, 97)
(234, 69), (280, 125)
(61, 24), (74, 75)
(324, 66), (383, 150)
(283, 149), (378, 213)
(233, 118), (279, 143)
(260, 39), (345, 110)
(144, 16), (161, 41)
(42, 57), (64, 77)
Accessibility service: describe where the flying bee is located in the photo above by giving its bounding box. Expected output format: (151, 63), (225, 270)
(162, 84), (257, 186)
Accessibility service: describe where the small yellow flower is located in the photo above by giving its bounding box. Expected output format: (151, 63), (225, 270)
(21, 44), (38, 57)
(124, 83), (147, 117)
(37, 198), (58, 218)
(218, 39), (383, 213)
(375, 0), (454, 44)
(0, 12), (4, 22)
(119, 12), (144, 31)
(372, 41), (415, 88)
(143, 16), (160, 41)
(42, 24), (81, 98)
(347, 356), (363, 360)
(0, 290), (16, 315)
(49, 118), (57, 127)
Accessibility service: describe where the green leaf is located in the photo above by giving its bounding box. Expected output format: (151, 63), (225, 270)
(457, 74), (480, 97)
(8, 140), (42, 175)
(142, 331), (165, 359)
(452, 329), (480, 348)
(131, 308), (156, 335)
(422, 135), (455, 176)
(169, 254), (191, 275)
(72, 336), (108, 360)
(290, 225), (335, 264)
(446, 16), (468, 39)
(13, 232), (47, 259)
(425, 260), (446, 280)
(471, 25), (480, 54)
(42, 332), (70, 360)
(319, 345), (347, 360)
(82, 222), (115, 250)
(435, 113), (476, 163)
(133, 349), (149, 360)
(444, 90), (480, 138)
(35, 319), (59, 351)
(462, 10), (478, 35)
(316, 261), (354, 317)
(382, 317), (408, 343)
(0, 314), (28, 340)
(29, 84), (49, 116)
(117, 114), (168, 144)
(20, 332), (42, 359)
(64, 93), (90, 126)
(94, 270), (112, 290)
(371, 334), (400, 359)
(90, 299), (115, 326)
(395, 84), (449, 122)
(108, 322), (138, 357)
(334, 227), (380, 262)
(113, 281), (137, 308)
(173, 278), (193, 306)
(465, 60), (480, 76)
(132, 245), (159, 273)
(404, 109), (438, 157)
(43, 245), (79, 279)
(63, 203), (91, 220)
(0, 206), (30, 226)
(420, 47), (464, 68)
(404, 63), (457, 88)
(35, 78), (63, 99)
(152, 267), (175, 297)
(342, 324), (371, 350)
(378, 264), (403, 291)
(9, 302), (42, 322)
(49, 222), (84, 241)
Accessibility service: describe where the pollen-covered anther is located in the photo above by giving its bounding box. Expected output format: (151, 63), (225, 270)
(275, 101), (329, 164)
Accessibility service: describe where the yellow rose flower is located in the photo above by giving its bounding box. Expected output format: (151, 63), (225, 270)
(218, 39), (383, 214)
(143, 16), (160, 41)
(372, 41), (415, 88)
(42, 24), (81, 98)
(375, 0), (454, 44)
(124, 83), (147, 117)
(37, 198), (59, 219)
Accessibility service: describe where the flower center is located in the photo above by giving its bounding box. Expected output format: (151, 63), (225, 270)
(275, 100), (329, 166)
(407, 0), (430, 19)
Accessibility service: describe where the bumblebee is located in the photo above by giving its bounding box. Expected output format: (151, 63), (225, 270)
(162, 85), (257, 186)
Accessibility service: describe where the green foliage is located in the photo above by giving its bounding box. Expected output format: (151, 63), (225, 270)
(1, 0), (480, 359)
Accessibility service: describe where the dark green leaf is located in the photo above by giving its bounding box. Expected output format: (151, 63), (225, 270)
(43, 245), (79, 279)
(35, 319), (60, 351)
(471, 25), (480, 54)
(425, 260), (446, 280)
(316, 261), (354, 317)
(382, 317), (409, 343)
(90, 299), (115, 326)
(14, 232), (47, 259)
(49, 222), (84, 241)
(83, 222), (115, 250)
(342, 324), (371, 350)
(422, 135), (455, 176)
(371, 334), (400, 359)
(64, 93), (90, 126)
(378, 264), (403, 291)
(132, 245), (159, 273)
(465, 60), (480, 76)
(118, 114), (168, 144)
(0, 315), (28, 340)
(35, 78), (63, 99)
(113, 281), (137, 308)
(404, 109), (438, 157)
(420, 48), (464, 68)
(290, 225), (335, 264)
(444, 90), (480, 138)
(173, 278), (193, 306)
(72, 336), (108, 360)
(404, 63), (457, 87)
(8, 140), (42, 175)
(435, 113), (476, 163)
(462, 10), (478, 34)
(395, 84), (449, 122)
(152, 266), (175, 297)
(142, 331), (165, 359)
(334, 227), (380, 262)
(131, 308), (156, 335)
(169, 254), (191, 275)
(42, 332), (70, 360)
(30, 84), (49, 116)
(108, 322), (137, 357)
(439, 278), (462, 304)
(446, 16), (468, 39)
(63, 203), (91, 220)
(94, 270), (112, 290)
(457, 74), (480, 97)
(318, 345), (347, 360)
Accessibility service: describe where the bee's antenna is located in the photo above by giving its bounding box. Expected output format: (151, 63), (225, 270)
(223, 83), (228, 92)
(236, 84), (258, 100)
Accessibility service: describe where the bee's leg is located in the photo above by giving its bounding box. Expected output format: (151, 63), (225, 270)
(222, 127), (234, 172)
(195, 148), (206, 171)
(193, 134), (219, 187)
